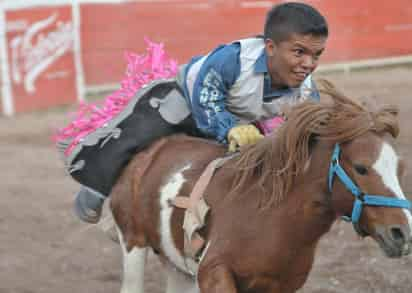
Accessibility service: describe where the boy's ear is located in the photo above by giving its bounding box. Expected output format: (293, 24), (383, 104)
(264, 38), (276, 57)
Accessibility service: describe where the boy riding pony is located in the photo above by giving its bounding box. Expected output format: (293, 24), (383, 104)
(56, 2), (328, 224)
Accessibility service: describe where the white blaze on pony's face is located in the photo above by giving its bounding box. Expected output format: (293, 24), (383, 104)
(373, 142), (412, 230)
(360, 140), (412, 258)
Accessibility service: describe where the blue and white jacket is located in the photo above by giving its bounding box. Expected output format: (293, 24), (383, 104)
(182, 37), (320, 142)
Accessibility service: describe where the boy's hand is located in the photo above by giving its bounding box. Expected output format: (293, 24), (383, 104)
(227, 124), (264, 152)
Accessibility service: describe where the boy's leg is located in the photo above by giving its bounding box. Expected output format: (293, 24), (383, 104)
(73, 85), (182, 223)
(74, 185), (106, 223)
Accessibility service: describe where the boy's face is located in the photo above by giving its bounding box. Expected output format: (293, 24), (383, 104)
(265, 33), (327, 89)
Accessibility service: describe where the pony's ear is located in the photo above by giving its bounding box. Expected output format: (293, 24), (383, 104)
(315, 78), (337, 105)
(316, 78), (364, 109)
(374, 104), (400, 138)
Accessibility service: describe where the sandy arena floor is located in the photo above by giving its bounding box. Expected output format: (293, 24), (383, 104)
(1, 66), (412, 293)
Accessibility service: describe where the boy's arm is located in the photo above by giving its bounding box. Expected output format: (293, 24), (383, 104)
(188, 43), (241, 142)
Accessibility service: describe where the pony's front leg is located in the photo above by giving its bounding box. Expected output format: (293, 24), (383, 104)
(116, 226), (148, 293)
(198, 265), (237, 293)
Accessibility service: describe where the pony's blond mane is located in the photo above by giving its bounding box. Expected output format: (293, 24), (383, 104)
(230, 80), (399, 208)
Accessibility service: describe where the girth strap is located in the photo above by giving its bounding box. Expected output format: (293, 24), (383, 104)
(173, 155), (233, 259)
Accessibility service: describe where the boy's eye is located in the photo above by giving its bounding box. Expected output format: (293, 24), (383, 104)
(294, 49), (304, 55)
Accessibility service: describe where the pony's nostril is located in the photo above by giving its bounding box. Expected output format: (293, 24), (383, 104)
(390, 227), (405, 243)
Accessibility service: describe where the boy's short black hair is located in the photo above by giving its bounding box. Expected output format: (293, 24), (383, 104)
(264, 2), (328, 43)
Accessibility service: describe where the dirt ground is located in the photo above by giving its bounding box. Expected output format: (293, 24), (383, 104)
(1, 66), (412, 293)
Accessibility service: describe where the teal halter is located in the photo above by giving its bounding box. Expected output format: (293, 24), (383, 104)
(328, 144), (411, 236)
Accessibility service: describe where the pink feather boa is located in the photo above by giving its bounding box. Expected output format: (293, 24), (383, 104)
(54, 38), (178, 156)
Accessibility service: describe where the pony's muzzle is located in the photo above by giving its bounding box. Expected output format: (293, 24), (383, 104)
(375, 224), (412, 258)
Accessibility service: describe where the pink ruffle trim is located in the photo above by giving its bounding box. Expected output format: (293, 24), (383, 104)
(54, 38), (178, 156)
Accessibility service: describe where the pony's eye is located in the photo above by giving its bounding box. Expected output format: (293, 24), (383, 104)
(354, 164), (368, 175)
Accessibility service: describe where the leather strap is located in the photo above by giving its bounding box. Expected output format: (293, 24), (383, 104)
(173, 155), (233, 258)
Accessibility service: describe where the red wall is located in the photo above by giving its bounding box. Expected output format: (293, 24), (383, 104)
(80, 0), (412, 86)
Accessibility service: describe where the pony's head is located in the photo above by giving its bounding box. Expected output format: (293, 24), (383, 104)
(328, 132), (411, 258)
(233, 80), (412, 258)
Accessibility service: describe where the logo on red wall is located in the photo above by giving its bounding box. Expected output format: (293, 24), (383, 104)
(5, 6), (78, 113)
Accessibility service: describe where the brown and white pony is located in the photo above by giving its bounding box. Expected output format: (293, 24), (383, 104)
(110, 81), (412, 293)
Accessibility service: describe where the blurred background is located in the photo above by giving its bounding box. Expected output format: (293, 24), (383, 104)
(1, 0), (412, 115)
(1, 1), (412, 293)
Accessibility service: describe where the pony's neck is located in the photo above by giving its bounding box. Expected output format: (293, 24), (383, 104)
(284, 142), (338, 244)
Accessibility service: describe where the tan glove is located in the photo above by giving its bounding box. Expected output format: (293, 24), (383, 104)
(227, 124), (264, 152)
